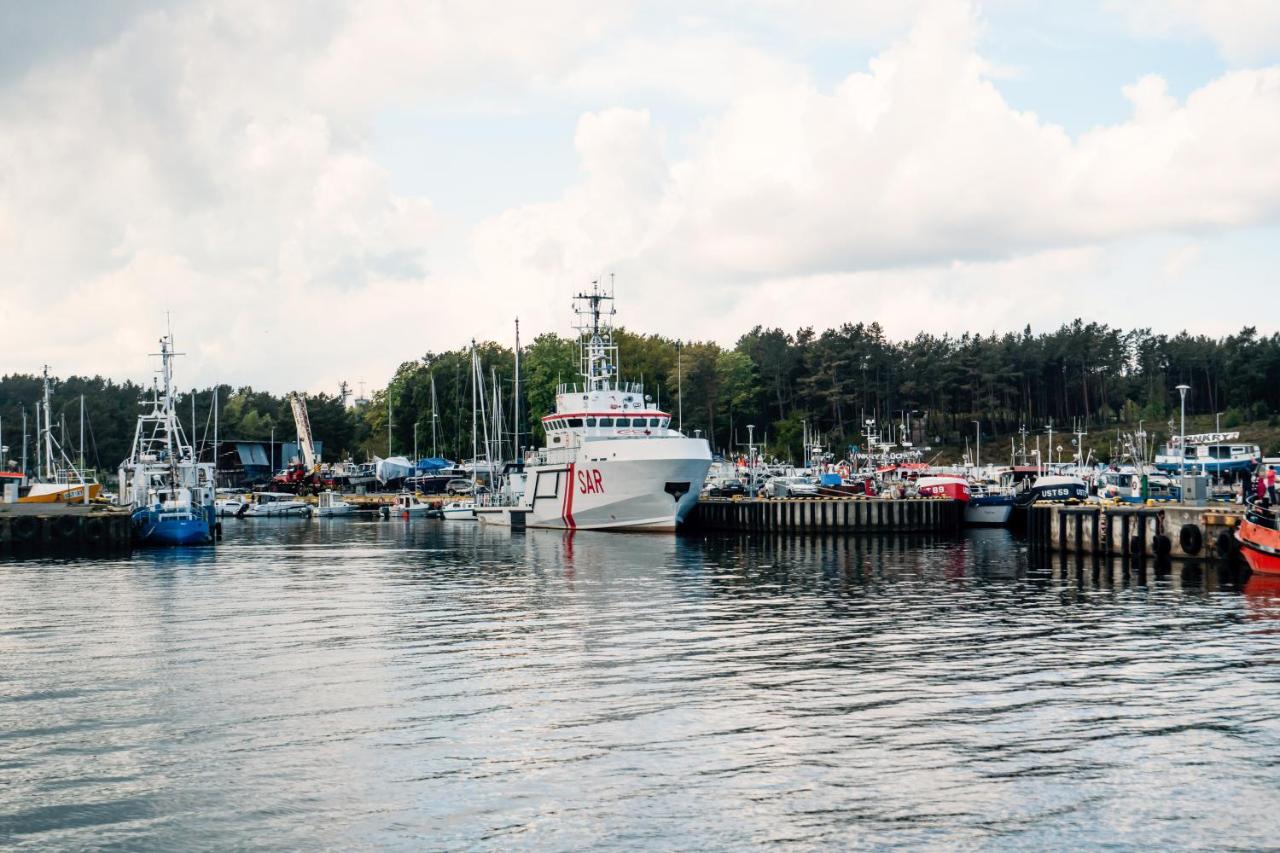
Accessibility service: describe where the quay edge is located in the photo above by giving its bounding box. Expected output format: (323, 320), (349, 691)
(684, 496), (962, 534)
(1026, 501), (1247, 561)
(0, 504), (133, 558)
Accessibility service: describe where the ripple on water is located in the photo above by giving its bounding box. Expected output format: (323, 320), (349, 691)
(1, 522), (1278, 849)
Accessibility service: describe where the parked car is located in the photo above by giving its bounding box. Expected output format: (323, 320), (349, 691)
(769, 476), (819, 498)
(707, 480), (747, 498)
(446, 478), (475, 495)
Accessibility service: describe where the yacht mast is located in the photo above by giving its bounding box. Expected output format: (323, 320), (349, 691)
(430, 373), (439, 458)
(470, 341), (477, 480)
(513, 318), (521, 460)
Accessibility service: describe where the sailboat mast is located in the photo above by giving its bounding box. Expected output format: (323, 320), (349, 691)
(42, 367), (54, 480)
(212, 386), (218, 471)
(79, 395), (85, 478)
(430, 373), (439, 458)
(470, 341), (477, 477)
(513, 318), (521, 460)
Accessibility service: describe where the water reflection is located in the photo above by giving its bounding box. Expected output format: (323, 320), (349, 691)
(1, 522), (1277, 849)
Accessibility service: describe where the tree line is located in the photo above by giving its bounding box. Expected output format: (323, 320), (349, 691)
(3, 320), (1279, 473)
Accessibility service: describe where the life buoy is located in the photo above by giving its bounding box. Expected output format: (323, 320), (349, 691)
(12, 515), (37, 542)
(82, 516), (105, 544)
(53, 514), (80, 540)
(1178, 524), (1203, 556)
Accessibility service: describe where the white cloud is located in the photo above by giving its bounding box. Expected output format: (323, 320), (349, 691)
(2, 0), (1279, 398)
(477, 1), (1280, 298)
(1109, 0), (1280, 64)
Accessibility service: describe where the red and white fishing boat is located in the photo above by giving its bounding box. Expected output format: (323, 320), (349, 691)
(1237, 499), (1280, 575)
(915, 475), (971, 503)
(475, 282), (711, 531)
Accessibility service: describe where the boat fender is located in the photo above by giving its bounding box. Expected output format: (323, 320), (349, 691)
(53, 514), (81, 540)
(1153, 534), (1172, 558)
(82, 517), (105, 543)
(235, 503), (250, 518)
(1178, 524), (1203, 556)
(12, 515), (37, 542)
(1216, 530), (1238, 559)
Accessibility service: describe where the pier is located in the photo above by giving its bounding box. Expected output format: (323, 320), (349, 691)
(0, 503), (133, 558)
(687, 496), (961, 534)
(1026, 502), (1245, 560)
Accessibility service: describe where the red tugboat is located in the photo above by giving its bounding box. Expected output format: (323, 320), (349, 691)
(1237, 498), (1280, 575)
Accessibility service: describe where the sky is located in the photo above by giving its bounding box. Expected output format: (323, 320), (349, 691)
(2, 0), (1279, 395)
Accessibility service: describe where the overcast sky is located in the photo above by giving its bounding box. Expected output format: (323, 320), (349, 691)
(3, 0), (1279, 395)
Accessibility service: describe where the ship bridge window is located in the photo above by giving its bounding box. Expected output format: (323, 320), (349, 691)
(599, 417), (614, 427)
(660, 418), (669, 428)
(648, 418), (659, 427)
(567, 418), (582, 428)
(585, 417), (597, 427)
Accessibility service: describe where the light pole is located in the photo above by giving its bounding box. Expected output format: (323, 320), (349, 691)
(1176, 384), (1190, 491)
(1215, 411), (1223, 433)
(972, 420), (980, 470)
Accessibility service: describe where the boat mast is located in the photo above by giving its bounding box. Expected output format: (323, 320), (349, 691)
(430, 373), (439, 458)
(513, 318), (521, 460)
(41, 366), (54, 480)
(78, 389), (84, 479)
(470, 340), (477, 480)
(213, 386), (218, 473)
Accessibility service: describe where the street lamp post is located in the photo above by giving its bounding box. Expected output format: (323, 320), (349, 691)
(1176, 384), (1191, 496)
(1215, 411), (1223, 433)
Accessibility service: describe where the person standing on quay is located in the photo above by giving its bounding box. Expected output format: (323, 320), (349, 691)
(1241, 468), (1252, 504)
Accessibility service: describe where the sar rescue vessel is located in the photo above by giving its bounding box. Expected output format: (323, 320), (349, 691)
(475, 282), (712, 531)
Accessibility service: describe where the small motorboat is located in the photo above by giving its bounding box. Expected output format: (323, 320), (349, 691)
(239, 491), (312, 518)
(1237, 498), (1280, 575)
(215, 490), (251, 517)
(389, 492), (435, 518)
(440, 499), (476, 521)
(314, 490), (354, 517)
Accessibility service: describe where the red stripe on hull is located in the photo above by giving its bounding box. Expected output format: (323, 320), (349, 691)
(564, 463), (576, 530)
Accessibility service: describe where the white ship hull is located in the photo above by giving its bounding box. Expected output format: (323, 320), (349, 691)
(477, 437), (710, 531)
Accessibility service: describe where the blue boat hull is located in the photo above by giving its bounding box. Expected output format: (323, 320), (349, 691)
(132, 506), (215, 547)
(1154, 458), (1255, 474)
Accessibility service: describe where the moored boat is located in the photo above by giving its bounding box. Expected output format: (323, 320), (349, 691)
(19, 367), (102, 504)
(915, 475), (970, 503)
(117, 335), (217, 547)
(1237, 499), (1280, 575)
(474, 282), (711, 531)
(314, 490), (354, 517)
(238, 492), (312, 517)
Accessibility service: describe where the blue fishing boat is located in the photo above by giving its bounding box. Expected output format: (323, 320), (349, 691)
(117, 334), (217, 547)
(1154, 433), (1260, 475)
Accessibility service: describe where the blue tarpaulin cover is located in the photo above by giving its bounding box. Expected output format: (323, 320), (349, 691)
(819, 473), (843, 486)
(415, 457), (453, 472)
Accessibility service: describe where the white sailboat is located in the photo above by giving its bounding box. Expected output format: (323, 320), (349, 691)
(19, 367), (101, 504)
(475, 281), (711, 531)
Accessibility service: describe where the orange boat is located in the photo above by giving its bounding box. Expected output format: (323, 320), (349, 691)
(1237, 499), (1280, 575)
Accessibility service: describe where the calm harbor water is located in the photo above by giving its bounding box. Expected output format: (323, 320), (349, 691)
(2, 521), (1279, 850)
